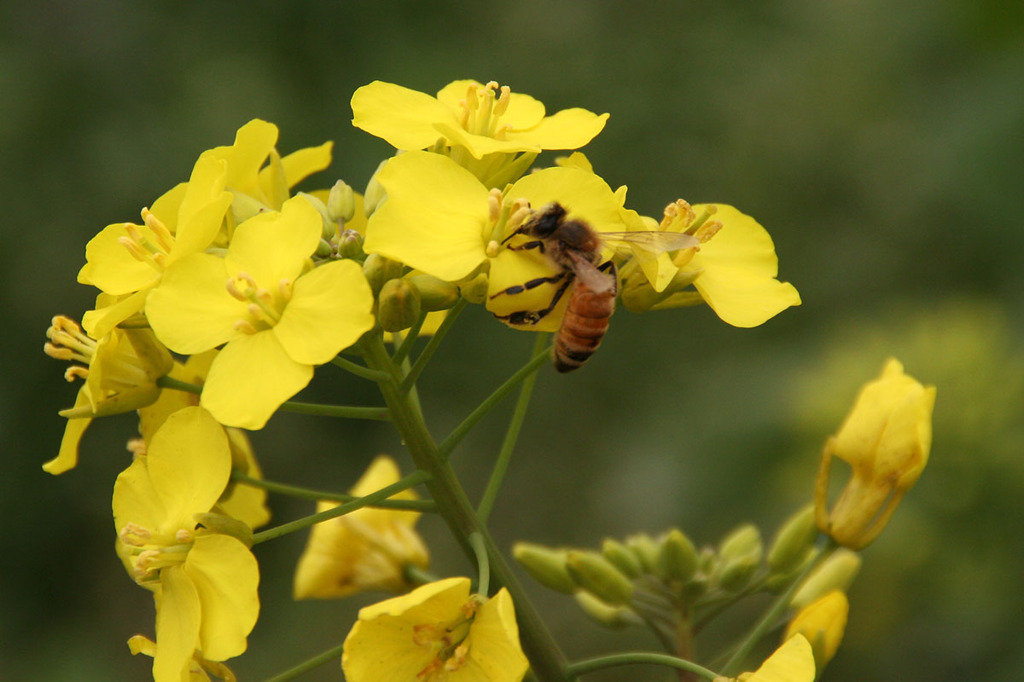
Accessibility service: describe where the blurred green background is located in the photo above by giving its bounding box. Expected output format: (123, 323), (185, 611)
(3, 1), (1023, 680)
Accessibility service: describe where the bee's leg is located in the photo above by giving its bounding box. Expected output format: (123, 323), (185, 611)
(492, 273), (575, 326)
(501, 239), (546, 254)
(597, 260), (618, 294)
(489, 270), (567, 299)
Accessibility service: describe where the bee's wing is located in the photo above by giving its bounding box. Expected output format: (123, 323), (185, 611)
(600, 231), (700, 256)
(568, 251), (616, 293)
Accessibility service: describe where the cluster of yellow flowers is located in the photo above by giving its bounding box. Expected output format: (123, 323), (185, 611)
(43, 78), (934, 681)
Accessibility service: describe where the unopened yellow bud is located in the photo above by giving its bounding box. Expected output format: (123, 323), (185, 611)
(574, 590), (638, 629)
(229, 190), (270, 224)
(336, 229), (365, 260)
(624, 533), (660, 573)
(327, 180), (356, 223)
(785, 590), (848, 672)
(566, 550), (635, 606)
(815, 358), (936, 549)
(656, 528), (699, 584)
(378, 278), (422, 332)
(512, 542), (575, 595)
(790, 548), (861, 609)
(717, 524), (763, 591)
(601, 538), (643, 579)
(362, 254), (405, 295)
(297, 192), (337, 241)
(407, 275), (460, 312)
(458, 272), (490, 304)
(767, 505), (818, 575)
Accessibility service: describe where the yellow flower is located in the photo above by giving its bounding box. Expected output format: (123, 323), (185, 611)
(43, 316), (172, 474)
(784, 590), (848, 672)
(362, 151), (629, 332)
(342, 577), (528, 682)
(815, 358), (936, 549)
(352, 79), (608, 160)
(718, 635), (815, 682)
(620, 201), (801, 327)
(293, 455), (429, 599)
(113, 406), (259, 682)
(146, 196), (375, 429)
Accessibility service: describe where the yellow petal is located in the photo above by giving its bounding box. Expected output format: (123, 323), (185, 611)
(363, 152), (491, 281)
(154, 566), (202, 682)
(78, 222), (162, 294)
(224, 197), (321, 286)
(746, 634), (816, 682)
(82, 289), (149, 339)
(145, 406), (231, 530)
(509, 108), (609, 150)
(352, 81), (458, 150)
(275, 141), (334, 189)
(688, 205), (801, 328)
(273, 259), (375, 365)
(43, 391), (92, 474)
(464, 588), (530, 681)
(200, 331), (313, 430)
(185, 534), (260, 661)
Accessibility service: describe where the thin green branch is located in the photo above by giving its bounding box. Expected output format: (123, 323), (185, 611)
(437, 342), (551, 459)
(251, 470), (431, 545)
(477, 332), (548, 522)
(330, 354), (390, 382)
(564, 652), (719, 680)
(719, 536), (838, 677)
(400, 298), (467, 392)
(277, 400), (389, 420)
(260, 642), (345, 682)
(469, 532), (490, 596)
(231, 471), (436, 511)
(391, 311), (427, 366)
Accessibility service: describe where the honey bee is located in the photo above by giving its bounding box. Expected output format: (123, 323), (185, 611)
(491, 202), (699, 372)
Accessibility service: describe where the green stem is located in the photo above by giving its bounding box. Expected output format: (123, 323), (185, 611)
(400, 298), (467, 392)
(250, 470), (430, 545)
(277, 401), (390, 420)
(331, 354), (390, 382)
(477, 333), (548, 522)
(231, 471), (436, 511)
(261, 642), (345, 682)
(359, 332), (570, 682)
(469, 532), (491, 596)
(156, 375), (201, 394)
(391, 312), (427, 366)
(437, 342), (551, 460)
(719, 537), (839, 677)
(564, 652), (719, 680)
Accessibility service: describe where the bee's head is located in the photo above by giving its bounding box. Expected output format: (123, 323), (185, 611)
(527, 202), (568, 237)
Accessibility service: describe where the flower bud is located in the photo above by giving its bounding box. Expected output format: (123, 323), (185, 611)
(624, 533), (661, 573)
(378, 278), (422, 332)
(601, 538), (644, 579)
(790, 548), (861, 609)
(193, 512), (255, 548)
(574, 590), (638, 629)
(407, 275), (460, 312)
(297, 191), (337, 241)
(512, 542), (575, 595)
(656, 528), (699, 584)
(229, 190), (271, 224)
(565, 550), (635, 606)
(458, 272), (490, 304)
(327, 180), (356, 223)
(336, 229), (365, 260)
(815, 358), (936, 549)
(784, 590), (848, 672)
(717, 524), (763, 591)
(767, 505), (818, 576)
(362, 254), (404, 296)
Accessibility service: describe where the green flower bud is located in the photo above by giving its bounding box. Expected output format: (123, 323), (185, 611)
(657, 528), (699, 584)
(601, 538), (644, 578)
(790, 549), (862, 609)
(574, 590), (639, 629)
(362, 254), (404, 296)
(378, 278), (422, 332)
(767, 505), (818, 575)
(512, 542), (575, 595)
(407, 275), (460, 312)
(327, 180), (356, 223)
(717, 524), (763, 591)
(297, 191), (337, 241)
(336, 229), (365, 261)
(193, 512), (254, 548)
(566, 550), (635, 606)
(363, 159), (388, 218)
(624, 533), (661, 574)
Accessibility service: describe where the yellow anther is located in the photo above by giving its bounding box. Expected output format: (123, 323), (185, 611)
(141, 207), (175, 252)
(233, 319), (259, 335)
(278, 278), (293, 302)
(487, 189), (502, 223)
(64, 366), (89, 382)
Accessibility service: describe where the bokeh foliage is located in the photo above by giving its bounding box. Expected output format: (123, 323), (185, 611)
(3, 1), (1022, 680)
